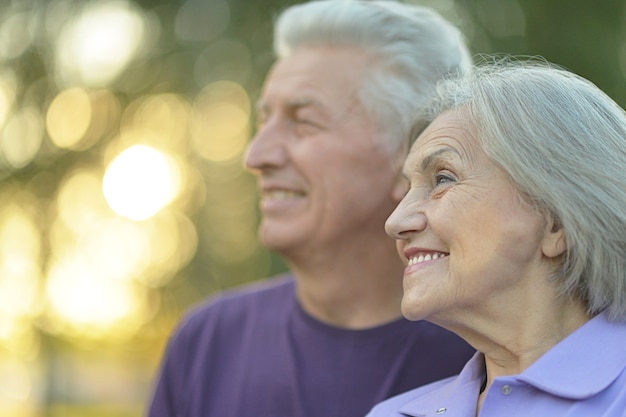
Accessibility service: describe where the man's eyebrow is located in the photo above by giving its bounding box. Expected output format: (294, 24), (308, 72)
(256, 97), (322, 113)
(420, 147), (461, 171)
(287, 97), (321, 107)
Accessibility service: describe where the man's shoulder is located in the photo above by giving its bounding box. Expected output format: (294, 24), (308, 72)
(179, 273), (295, 332)
(206, 272), (293, 302)
(200, 273), (293, 309)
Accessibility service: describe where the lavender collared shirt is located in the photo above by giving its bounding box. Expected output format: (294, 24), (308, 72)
(366, 312), (626, 417)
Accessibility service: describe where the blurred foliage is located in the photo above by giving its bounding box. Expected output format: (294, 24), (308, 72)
(0, 0), (623, 416)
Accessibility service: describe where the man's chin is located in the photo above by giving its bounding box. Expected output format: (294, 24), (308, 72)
(258, 227), (296, 253)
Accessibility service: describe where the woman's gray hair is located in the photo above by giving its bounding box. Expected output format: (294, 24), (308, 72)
(273, 0), (471, 155)
(427, 57), (626, 321)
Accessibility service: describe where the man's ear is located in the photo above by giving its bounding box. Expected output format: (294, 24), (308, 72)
(542, 216), (567, 258)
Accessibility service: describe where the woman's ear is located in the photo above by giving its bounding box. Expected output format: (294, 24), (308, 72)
(542, 216), (567, 258)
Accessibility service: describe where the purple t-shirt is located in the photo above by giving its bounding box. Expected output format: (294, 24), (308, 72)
(147, 274), (475, 417)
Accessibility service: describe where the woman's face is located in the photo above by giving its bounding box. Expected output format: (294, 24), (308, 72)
(385, 109), (560, 325)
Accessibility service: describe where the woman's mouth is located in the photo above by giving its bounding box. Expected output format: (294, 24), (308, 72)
(407, 252), (449, 266)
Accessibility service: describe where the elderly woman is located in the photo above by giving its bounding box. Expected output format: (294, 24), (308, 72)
(367, 60), (626, 417)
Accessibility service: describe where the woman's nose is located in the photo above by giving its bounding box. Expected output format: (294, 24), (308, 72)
(385, 193), (428, 240)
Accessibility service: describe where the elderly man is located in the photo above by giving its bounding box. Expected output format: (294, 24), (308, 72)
(148, 1), (474, 417)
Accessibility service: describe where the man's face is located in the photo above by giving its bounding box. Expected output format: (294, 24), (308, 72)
(245, 46), (406, 259)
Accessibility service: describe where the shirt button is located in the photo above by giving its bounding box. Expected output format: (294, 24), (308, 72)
(501, 385), (512, 395)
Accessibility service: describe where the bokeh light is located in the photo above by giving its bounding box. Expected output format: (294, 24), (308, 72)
(46, 87), (92, 149)
(46, 254), (139, 329)
(0, 209), (42, 319)
(0, 359), (34, 408)
(0, 10), (35, 60)
(0, 193), (43, 351)
(46, 166), (191, 338)
(0, 69), (16, 130)
(119, 93), (191, 152)
(55, 169), (113, 234)
(55, 0), (147, 87)
(190, 80), (251, 162)
(103, 144), (181, 221)
(0, 106), (44, 170)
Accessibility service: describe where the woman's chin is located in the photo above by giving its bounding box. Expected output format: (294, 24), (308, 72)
(400, 302), (433, 322)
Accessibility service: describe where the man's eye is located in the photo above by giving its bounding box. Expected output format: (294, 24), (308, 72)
(293, 116), (324, 136)
(294, 115), (322, 127)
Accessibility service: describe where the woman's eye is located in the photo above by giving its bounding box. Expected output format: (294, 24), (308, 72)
(435, 172), (455, 186)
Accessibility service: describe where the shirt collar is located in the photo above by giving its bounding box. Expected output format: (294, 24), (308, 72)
(517, 311), (626, 399)
(398, 312), (626, 416)
(399, 352), (484, 417)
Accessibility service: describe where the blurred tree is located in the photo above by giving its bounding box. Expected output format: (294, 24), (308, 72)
(522, 0), (625, 106)
(460, 0), (626, 106)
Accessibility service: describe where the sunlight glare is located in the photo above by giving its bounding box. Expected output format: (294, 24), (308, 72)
(46, 254), (136, 328)
(0, 359), (31, 402)
(84, 217), (151, 281)
(55, 0), (146, 86)
(0, 259), (40, 319)
(103, 145), (181, 221)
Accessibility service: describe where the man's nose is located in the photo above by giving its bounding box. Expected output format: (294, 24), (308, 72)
(244, 119), (289, 172)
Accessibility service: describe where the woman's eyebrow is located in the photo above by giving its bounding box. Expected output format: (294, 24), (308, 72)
(420, 147), (460, 171)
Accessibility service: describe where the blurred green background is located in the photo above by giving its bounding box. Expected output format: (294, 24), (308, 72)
(0, 0), (624, 416)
